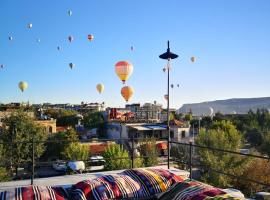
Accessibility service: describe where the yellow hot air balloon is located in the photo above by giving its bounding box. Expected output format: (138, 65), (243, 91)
(18, 81), (28, 92)
(96, 84), (104, 94)
(191, 56), (196, 63)
(115, 61), (133, 84)
(121, 86), (134, 102)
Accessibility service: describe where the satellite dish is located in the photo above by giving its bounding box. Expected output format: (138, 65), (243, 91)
(209, 107), (214, 116)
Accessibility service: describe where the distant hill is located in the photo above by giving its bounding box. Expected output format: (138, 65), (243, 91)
(178, 97), (270, 116)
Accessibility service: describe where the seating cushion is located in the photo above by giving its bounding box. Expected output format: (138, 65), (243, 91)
(0, 186), (68, 200)
(71, 168), (184, 200)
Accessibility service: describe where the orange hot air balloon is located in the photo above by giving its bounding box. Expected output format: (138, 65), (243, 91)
(121, 86), (134, 102)
(88, 34), (94, 41)
(115, 61), (133, 84)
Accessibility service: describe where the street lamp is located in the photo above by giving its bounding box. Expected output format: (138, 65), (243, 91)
(159, 41), (178, 169)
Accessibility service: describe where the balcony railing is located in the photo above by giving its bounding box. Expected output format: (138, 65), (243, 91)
(0, 137), (269, 193)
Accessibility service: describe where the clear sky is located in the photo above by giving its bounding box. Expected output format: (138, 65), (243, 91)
(0, 0), (269, 108)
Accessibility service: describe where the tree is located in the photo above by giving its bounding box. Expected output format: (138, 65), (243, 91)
(184, 114), (192, 121)
(62, 142), (90, 161)
(195, 120), (248, 188)
(44, 108), (79, 127)
(83, 112), (106, 138)
(234, 158), (270, 196)
(102, 144), (130, 170)
(0, 110), (47, 175)
(171, 145), (189, 170)
(0, 143), (10, 182)
(43, 128), (78, 160)
(260, 132), (270, 158)
(139, 138), (158, 167)
(244, 128), (263, 146)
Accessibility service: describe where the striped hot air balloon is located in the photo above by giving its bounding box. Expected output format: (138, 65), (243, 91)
(115, 61), (133, 84)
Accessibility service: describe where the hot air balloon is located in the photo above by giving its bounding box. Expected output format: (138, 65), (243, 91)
(28, 23), (33, 29)
(68, 36), (74, 42)
(57, 46), (62, 51)
(68, 10), (72, 16)
(171, 84), (174, 89)
(69, 63), (75, 69)
(131, 46), (134, 51)
(164, 95), (168, 101)
(0, 64), (4, 69)
(115, 61), (133, 84)
(191, 56), (196, 63)
(18, 81), (28, 92)
(121, 86), (134, 102)
(96, 84), (104, 94)
(162, 67), (166, 72)
(9, 36), (13, 41)
(88, 34), (94, 41)
(177, 84), (180, 88)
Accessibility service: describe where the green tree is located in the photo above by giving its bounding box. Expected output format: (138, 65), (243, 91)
(0, 143), (10, 182)
(195, 120), (248, 188)
(102, 144), (130, 170)
(260, 132), (270, 157)
(139, 138), (158, 167)
(0, 110), (47, 175)
(62, 142), (90, 161)
(184, 114), (192, 121)
(43, 128), (78, 160)
(83, 112), (106, 138)
(44, 108), (79, 127)
(244, 128), (263, 146)
(171, 145), (189, 170)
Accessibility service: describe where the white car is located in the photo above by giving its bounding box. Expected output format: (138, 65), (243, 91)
(67, 161), (85, 172)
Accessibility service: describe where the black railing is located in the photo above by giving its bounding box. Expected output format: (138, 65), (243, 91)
(0, 137), (270, 191)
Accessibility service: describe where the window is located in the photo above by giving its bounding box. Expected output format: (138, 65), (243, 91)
(49, 126), (53, 133)
(170, 131), (174, 138)
(181, 131), (186, 138)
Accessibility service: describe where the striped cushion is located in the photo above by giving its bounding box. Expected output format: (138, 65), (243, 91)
(156, 180), (231, 200)
(123, 168), (184, 196)
(0, 186), (68, 200)
(71, 169), (184, 200)
(71, 174), (145, 200)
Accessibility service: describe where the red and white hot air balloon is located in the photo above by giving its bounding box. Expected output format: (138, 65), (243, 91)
(115, 61), (133, 84)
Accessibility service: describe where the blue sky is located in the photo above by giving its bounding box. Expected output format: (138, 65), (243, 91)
(0, 0), (269, 108)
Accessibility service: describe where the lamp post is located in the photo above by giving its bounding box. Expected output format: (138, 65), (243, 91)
(159, 41), (178, 169)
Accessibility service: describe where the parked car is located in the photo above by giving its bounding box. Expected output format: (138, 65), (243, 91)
(67, 161), (85, 173)
(52, 160), (67, 172)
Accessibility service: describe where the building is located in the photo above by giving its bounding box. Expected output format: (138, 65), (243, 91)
(34, 119), (57, 134)
(169, 119), (191, 142)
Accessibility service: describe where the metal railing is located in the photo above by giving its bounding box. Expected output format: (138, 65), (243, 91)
(0, 137), (270, 191)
